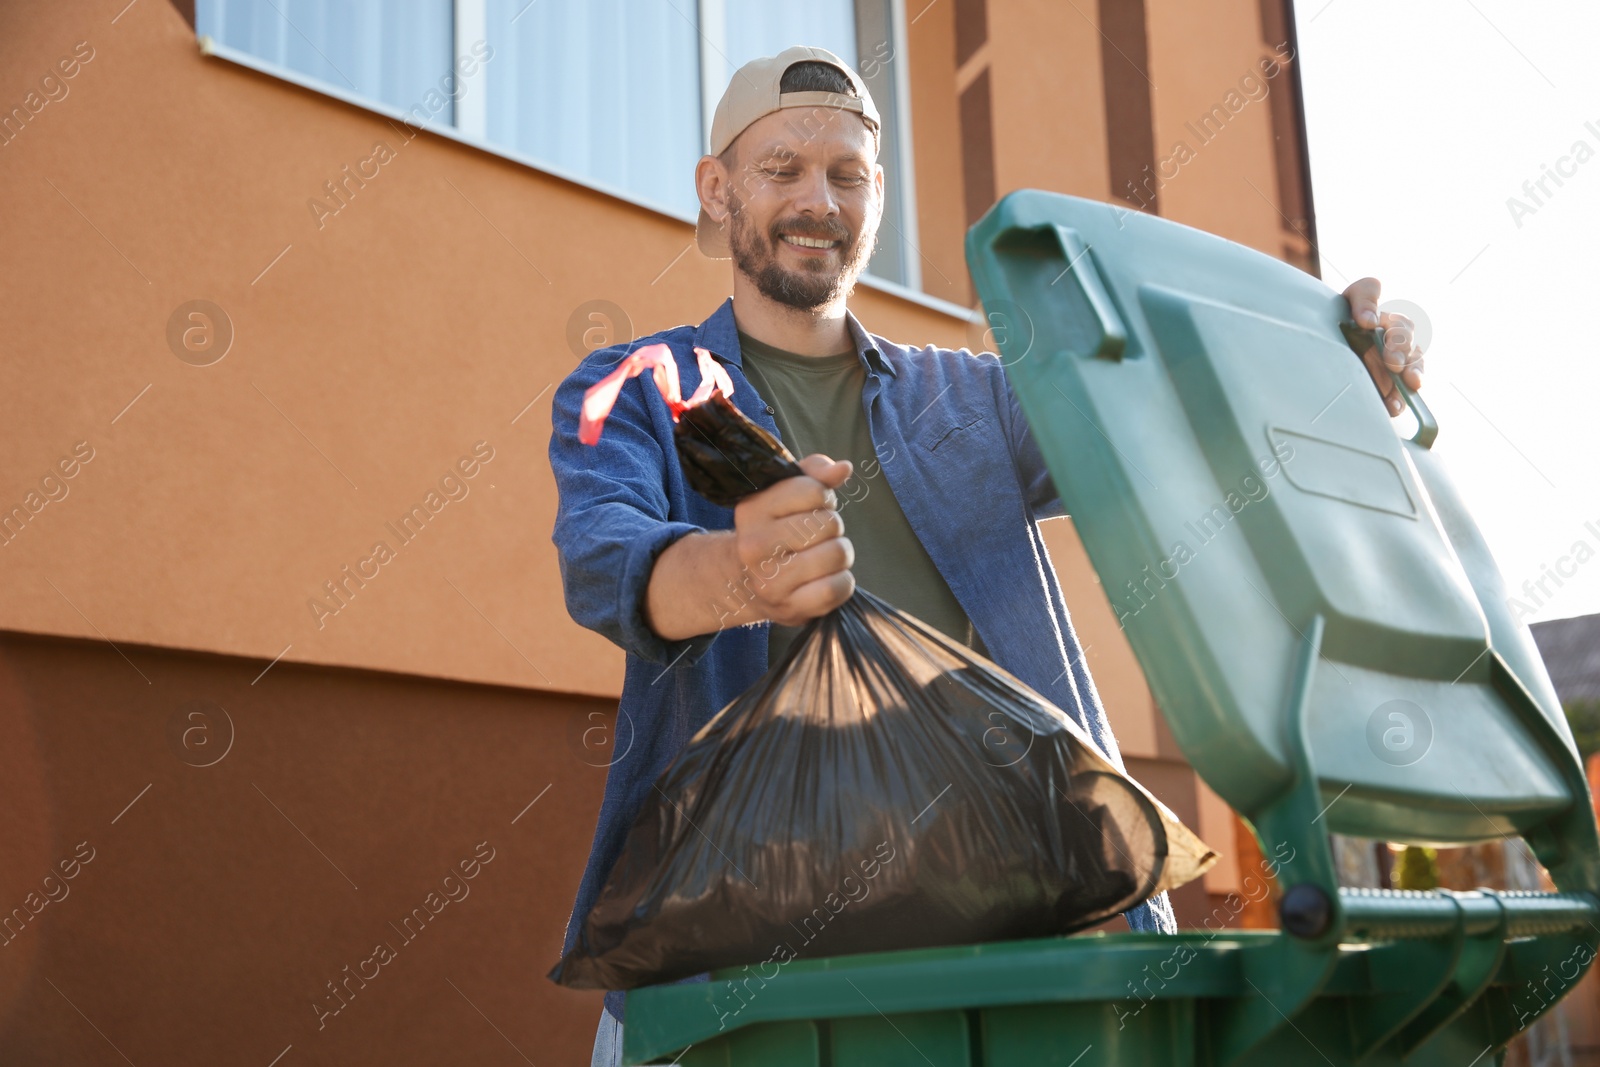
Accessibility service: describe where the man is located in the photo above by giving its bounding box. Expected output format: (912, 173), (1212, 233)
(549, 46), (1424, 1064)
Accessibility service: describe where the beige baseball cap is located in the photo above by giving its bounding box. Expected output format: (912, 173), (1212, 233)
(696, 45), (881, 258)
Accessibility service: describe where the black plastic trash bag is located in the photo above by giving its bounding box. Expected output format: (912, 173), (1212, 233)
(555, 345), (1215, 990)
(575, 340), (803, 507)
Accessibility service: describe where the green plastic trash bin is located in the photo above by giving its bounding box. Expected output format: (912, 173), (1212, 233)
(622, 191), (1600, 1066)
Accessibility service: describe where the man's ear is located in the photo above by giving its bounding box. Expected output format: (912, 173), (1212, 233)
(696, 154), (731, 223)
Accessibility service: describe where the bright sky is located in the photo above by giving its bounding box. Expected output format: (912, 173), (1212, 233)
(1293, 0), (1600, 624)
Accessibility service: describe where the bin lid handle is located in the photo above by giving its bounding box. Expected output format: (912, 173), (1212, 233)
(1340, 320), (1438, 449)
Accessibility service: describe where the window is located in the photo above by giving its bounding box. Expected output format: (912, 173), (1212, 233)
(196, 0), (919, 288)
(198, 1), (456, 123)
(479, 0), (702, 218)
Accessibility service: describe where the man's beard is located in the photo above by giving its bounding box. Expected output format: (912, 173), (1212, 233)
(726, 191), (879, 311)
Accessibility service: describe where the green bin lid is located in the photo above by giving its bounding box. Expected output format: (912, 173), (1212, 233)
(966, 191), (1592, 890)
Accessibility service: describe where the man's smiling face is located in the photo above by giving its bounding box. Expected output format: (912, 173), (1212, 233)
(718, 107), (883, 311)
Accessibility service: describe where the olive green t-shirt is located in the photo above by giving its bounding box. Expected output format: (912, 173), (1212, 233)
(736, 329), (986, 666)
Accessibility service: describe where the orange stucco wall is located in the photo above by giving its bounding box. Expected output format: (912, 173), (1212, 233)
(1144, 0), (1295, 253)
(0, 629), (613, 1065)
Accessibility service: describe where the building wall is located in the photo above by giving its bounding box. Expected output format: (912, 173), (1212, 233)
(0, 0), (1317, 1059)
(0, 629), (613, 1065)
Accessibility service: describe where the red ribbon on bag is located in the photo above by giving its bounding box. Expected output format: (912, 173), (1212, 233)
(578, 344), (735, 445)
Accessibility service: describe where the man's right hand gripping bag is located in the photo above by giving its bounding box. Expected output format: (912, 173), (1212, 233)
(550, 344), (1215, 991)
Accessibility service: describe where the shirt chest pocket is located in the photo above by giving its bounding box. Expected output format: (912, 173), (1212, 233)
(918, 405), (990, 455)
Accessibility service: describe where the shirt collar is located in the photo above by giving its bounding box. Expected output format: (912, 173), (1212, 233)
(694, 297), (897, 379)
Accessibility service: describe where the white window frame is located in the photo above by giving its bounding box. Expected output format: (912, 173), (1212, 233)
(886, 0), (921, 291)
(453, 0), (488, 140)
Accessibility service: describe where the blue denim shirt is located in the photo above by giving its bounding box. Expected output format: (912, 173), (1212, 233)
(549, 297), (1176, 1021)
